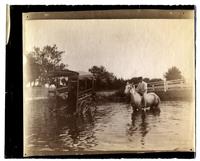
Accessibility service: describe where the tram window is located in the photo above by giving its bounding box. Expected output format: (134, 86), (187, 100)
(60, 77), (68, 87)
(87, 79), (92, 89)
(79, 80), (86, 91)
(79, 79), (93, 91)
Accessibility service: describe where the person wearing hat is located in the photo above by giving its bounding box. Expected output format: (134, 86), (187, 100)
(136, 77), (147, 108)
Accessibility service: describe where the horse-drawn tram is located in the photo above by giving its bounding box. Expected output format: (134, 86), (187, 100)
(48, 69), (96, 115)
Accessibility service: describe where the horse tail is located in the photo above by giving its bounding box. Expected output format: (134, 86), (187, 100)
(151, 93), (160, 107)
(156, 95), (161, 106)
(154, 94), (161, 112)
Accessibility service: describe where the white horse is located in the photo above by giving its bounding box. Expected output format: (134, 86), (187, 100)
(124, 83), (160, 112)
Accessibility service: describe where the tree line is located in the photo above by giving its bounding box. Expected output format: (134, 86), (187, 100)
(25, 45), (67, 86)
(25, 45), (184, 89)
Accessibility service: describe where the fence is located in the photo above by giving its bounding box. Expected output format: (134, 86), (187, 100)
(138, 79), (192, 92)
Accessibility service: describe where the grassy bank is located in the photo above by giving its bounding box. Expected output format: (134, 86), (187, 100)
(96, 89), (194, 102)
(25, 87), (194, 103)
(154, 89), (194, 101)
(95, 89), (128, 103)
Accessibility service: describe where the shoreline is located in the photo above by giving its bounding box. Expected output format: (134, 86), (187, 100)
(24, 87), (194, 102)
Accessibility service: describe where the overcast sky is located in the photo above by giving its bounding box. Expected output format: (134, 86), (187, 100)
(24, 19), (194, 80)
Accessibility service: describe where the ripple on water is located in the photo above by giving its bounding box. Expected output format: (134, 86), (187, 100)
(24, 100), (194, 155)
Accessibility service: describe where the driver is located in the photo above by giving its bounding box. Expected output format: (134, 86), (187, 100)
(136, 77), (147, 108)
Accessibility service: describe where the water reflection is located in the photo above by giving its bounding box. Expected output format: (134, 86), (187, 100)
(25, 100), (194, 155)
(127, 110), (160, 148)
(57, 113), (97, 151)
(25, 100), (97, 155)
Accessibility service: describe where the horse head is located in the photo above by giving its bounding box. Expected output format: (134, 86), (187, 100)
(124, 82), (132, 94)
(124, 82), (136, 94)
(130, 85), (136, 95)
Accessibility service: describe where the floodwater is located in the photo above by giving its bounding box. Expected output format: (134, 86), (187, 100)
(24, 100), (195, 156)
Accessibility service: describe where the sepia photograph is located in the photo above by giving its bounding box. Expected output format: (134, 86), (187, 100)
(22, 8), (195, 157)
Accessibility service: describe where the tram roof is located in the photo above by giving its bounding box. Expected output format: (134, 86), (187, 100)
(48, 69), (78, 77)
(48, 70), (94, 79)
(78, 71), (94, 80)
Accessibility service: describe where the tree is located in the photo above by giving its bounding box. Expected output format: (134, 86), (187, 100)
(59, 63), (67, 70)
(112, 77), (125, 89)
(143, 78), (150, 83)
(27, 44), (65, 85)
(149, 78), (163, 82)
(128, 77), (140, 84)
(89, 66), (116, 90)
(25, 54), (41, 86)
(164, 66), (183, 80)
